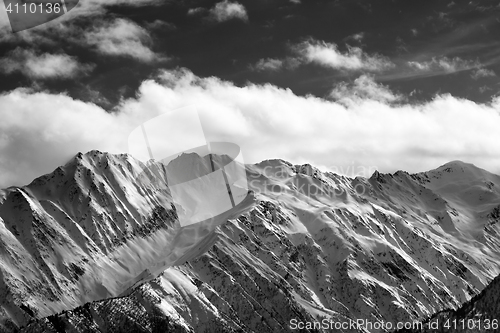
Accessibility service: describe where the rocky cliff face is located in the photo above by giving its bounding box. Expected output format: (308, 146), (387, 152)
(395, 275), (500, 333)
(1, 152), (500, 333)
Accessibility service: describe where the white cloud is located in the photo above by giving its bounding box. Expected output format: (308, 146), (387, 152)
(208, 1), (248, 22)
(251, 39), (393, 73)
(0, 48), (94, 79)
(1, 69), (500, 189)
(251, 58), (284, 72)
(347, 32), (364, 42)
(479, 85), (492, 94)
(85, 18), (164, 62)
(0, 89), (131, 188)
(407, 61), (430, 71)
(330, 75), (403, 105)
(187, 7), (206, 16)
(471, 68), (496, 80)
(294, 39), (394, 72)
(146, 19), (176, 31)
(408, 56), (481, 73)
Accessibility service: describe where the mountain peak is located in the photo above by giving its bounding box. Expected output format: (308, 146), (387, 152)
(255, 159), (294, 168)
(436, 160), (472, 171)
(422, 160), (497, 182)
(369, 169), (391, 183)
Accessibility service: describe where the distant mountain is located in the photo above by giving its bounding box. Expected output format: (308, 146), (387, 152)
(1, 153), (500, 332)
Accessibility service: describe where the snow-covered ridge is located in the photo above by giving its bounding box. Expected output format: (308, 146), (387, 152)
(1, 153), (500, 332)
(0, 150), (254, 330)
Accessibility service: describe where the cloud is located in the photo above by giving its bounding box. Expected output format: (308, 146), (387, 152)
(0, 13), (167, 63)
(208, 1), (248, 22)
(407, 61), (431, 71)
(408, 56), (481, 73)
(471, 68), (496, 80)
(346, 32), (365, 42)
(0, 89), (133, 189)
(250, 58), (284, 72)
(1, 68), (500, 189)
(75, 0), (164, 16)
(146, 19), (176, 31)
(382, 56), (488, 81)
(187, 7), (206, 16)
(251, 39), (393, 73)
(479, 85), (492, 94)
(85, 18), (164, 62)
(294, 39), (394, 72)
(0, 48), (94, 79)
(250, 57), (302, 72)
(330, 75), (404, 105)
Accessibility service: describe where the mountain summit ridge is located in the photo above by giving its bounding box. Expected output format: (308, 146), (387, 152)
(1, 151), (500, 332)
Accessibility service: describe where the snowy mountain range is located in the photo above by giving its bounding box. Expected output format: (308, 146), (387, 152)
(1, 151), (500, 332)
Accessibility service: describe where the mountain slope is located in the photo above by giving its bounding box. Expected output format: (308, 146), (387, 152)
(1, 154), (500, 332)
(0, 151), (254, 330)
(395, 274), (500, 333)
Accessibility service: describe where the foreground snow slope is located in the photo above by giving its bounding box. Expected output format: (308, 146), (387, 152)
(1, 152), (500, 332)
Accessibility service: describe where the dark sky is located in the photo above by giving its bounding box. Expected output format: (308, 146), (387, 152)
(1, 0), (499, 108)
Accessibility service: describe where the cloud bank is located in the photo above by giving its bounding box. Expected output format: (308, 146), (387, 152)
(1, 69), (499, 189)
